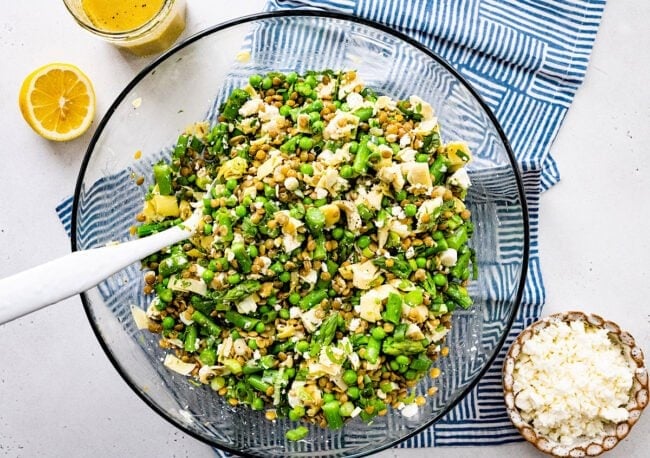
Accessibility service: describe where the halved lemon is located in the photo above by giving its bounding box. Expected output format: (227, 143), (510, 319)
(18, 63), (96, 142)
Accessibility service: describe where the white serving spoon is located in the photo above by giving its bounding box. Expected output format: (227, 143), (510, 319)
(0, 208), (204, 326)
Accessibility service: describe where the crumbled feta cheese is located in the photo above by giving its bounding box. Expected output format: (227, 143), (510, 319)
(399, 134), (411, 148)
(283, 234), (301, 253)
(400, 402), (420, 418)
(416, 197), (443, 231)
(257, 149), (283, 179)
(439, 248), (458, 267)
(300, 269), (318, 285)
(357, 284), (399, 322)
(168, 275), (207, 297)
(317, 79), (336, 98)
(258, 103), (280, 122)
(346, 92), (365, 110)
(178, 310), (194, 326)
(239, 98), (263, 117)
(338, 73), (363, 99)
(301, 306), (324, 333)
(412, 118), (438, 136)
(377, 164), (405, 192)
(163, 354), (195, 376)
(317, 148), (351, 167)
(408, 95), (434, 120)
(284, 176), (300, 191)
(236, 295), (258, 314)
(513, 320), (634, 445)
(405, 323), (425, 340)
(447, 168), (471, 190)
(375, 95), (397, 111)
(348, 318), (361, 332)
(130, 305), (150, 330)
(349, 260), (379, 290)
(323, 111), (359, 140)
(402, 161), (433, 189)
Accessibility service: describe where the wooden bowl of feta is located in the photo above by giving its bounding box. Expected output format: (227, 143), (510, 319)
(503, 311), (648, 457)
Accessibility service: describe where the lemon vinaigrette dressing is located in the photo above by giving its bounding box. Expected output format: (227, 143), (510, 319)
(81, 0), (166, 32)
(80, 0), (186, 55)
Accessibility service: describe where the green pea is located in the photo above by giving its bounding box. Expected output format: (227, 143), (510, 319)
(305, 74), (318, 88)
(279, 271), (291, 283)
(208, 260), (218, 272)
(248, 339), (258, 350)
(357, 235), (371, 249)
(340, 164), (354, 179)
(286, 71), (298, 84)
(226, 179), (238, 191)
(416, 257), (427, 268)
(289, 406), (305, 421)
(300, 163), (314, 176)
(332, 227), (344, 240)
(323, 392), (335, 403)
(299, 136), (313, 151)
(395, 190), (408, 202)
(404, 203), (417, 217)
(248, 245), (259, 258)
(416, 154), (429, 162)
(342, 369), (357, 386)
(295, 340), (310, 353)
(225, 195), (238, 207)
(202, 269), (215, 283)
(162, 316), (175, 330)
(339, 401), (355, 417)
(289, 292), (301, 305)
(251, 397), (265, 411)
(311, 120), (324, 133)
(279, 104), (292, 116)
(262, 77), (273, 90)
(279, 308), (290, 320)
(380, 380), (393, 393)
(159, 288), (173, 303)
(248, 74), (262, 88)
(309, 111), (321, 123)
(395, 355), (410, 365)
(255, 322), (266, 333)
(433, 273), (447, 287)
(264, 184), (275, 198)
(203, 223), (213, 235)
(348, 141), (358, 154)
(346, 386), (360, 399)
(227, 273), (241, 284)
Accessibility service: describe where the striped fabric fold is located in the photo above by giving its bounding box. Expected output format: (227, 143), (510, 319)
(265, 0), (606, 190)
(55, 0), (605, 451)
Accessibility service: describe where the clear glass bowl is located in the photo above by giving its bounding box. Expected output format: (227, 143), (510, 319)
(71, 11), (529, 457)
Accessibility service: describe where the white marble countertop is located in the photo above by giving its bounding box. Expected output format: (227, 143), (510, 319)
(0, 1), (648, 457)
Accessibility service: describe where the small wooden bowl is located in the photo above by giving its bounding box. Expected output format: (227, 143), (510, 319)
(503, 311), (648, 457)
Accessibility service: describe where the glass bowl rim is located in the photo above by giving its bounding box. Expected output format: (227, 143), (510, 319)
(70, 9), (530, 457)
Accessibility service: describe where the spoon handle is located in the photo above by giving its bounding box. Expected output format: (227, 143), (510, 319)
(0, 224), (191, 325)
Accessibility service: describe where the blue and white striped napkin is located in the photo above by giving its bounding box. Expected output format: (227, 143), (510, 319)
(56, 0), (606, 450)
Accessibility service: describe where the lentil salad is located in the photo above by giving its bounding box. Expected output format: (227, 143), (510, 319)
(132, 70), (476, 438)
